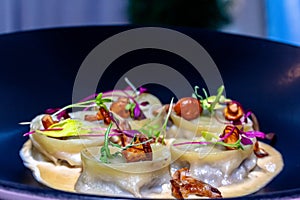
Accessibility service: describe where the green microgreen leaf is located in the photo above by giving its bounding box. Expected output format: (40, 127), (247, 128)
(202, 87), (209, 99)
(140, 124), (159, 138)
(95, 93), (112, 111)
(130, 105), (135, 118)
(198, 85), (229, 114)
(216, 139), (244, 150)
(209, 85), (225, 112)
(125, 102), (137, 118)
(201, 131), (218, 141)
(125, 103), (132, 110)
(100, 123), (113, 163)
(96, 93), (103, 101)
(193, 86), (203, 100)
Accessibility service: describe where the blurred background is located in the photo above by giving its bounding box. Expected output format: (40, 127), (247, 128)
(0, 0), (299, 46)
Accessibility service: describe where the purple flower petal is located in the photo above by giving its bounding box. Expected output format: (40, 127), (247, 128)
(241, 136), (253, 145)
(139, 87), (147, 94)
(134, 106), (141, 118)
(244, 131), (265, 139)
(45, 108), (61, 114)
(245, 111), (252, 118)
(122, 130), (141, 138)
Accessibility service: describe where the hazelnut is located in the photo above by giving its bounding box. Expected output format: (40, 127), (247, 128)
(174, 97), (202, 121)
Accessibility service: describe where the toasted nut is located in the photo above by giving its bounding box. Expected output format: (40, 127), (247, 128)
(109, 135), (122, 146)
(41, 114), (56, 129)
(96, 110), (104, 120)
(224, 101), (244, 121)
(174, 97), (202, 121)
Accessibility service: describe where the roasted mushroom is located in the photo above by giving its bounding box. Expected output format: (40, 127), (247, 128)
(170, 168), (222, 199)
(224, 101), (244, 122)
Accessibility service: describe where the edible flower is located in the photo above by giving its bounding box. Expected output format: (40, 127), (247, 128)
(35, 119), (88, 137)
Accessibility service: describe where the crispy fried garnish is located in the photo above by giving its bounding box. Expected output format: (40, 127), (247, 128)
(170, 168), (222, 199)
(224, 101), (244, 122)
(254, 141), (269, 158)
(220, 125), (240, 150)
(41, 114), (57, 129)
(122, 134), (152, 163)
(97, 107), (111, 125)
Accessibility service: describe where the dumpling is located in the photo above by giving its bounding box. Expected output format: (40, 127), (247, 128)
(75, 143), (171, 197)
(29, 111), (105, 166)
(170, 137), (284, 197)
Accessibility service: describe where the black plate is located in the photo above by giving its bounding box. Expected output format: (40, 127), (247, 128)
(1, 26), (300, 199)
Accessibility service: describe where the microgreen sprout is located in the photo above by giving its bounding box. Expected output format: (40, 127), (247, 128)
(140, 124), (160, 138)
(136, 98), (173, 143)
(216, 139), (243, 150)
(95, 93), (113, 111)
(192, 86), (204, 100)
(125, 102), (141, 119)
(208, 85), (224, 112)
(100, 123), (122, 163)
(193, 85), (229, 114)
(50, 93), (112, 118)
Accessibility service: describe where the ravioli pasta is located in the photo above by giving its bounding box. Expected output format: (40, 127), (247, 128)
(19, 86), (284, 199)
